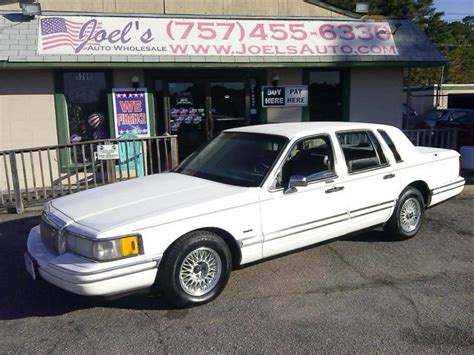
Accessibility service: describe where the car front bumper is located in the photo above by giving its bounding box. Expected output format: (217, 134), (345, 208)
(26, 225), (161, 297)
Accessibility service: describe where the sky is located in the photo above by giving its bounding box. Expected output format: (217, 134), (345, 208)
(433, 0), (474, 22)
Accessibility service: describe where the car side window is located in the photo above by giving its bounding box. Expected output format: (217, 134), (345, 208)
(451, 111), (468, 121)
(276, 135), (335, 188)
(378, 129), (403, 163)
(337, 131), (388, 173)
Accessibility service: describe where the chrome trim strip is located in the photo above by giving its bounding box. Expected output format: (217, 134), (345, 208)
(239, 235), (263, 248)
(432, 179), (465, 193)
(349, 200), (394, 214)
(266, 217), (348, 243)
(350, 206), (393, 219)
(264, 203), (395, 244)
(267, 174), (339, 193)
(41, 263), (159, 285)
(347, 163), (391, 176)
(239, 235), (258, 242)
(432, 185), (464, 196)
(268, 212), (348, 236)
(48, 256), (162, 277)
(241, 240), (263, 248)
(42, 211), (68, 229)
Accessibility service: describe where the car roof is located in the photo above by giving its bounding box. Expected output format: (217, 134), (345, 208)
(429, 108), (474, 112)
(226, 122), (394, 140)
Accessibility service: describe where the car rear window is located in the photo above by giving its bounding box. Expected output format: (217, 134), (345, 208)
(378, 130), (402, 163)
(336, 131), (388, 173)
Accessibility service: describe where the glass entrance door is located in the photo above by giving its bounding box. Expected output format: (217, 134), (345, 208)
(210, 81), (246, 137)
(168, 81), (207, 160)
(151, 71), (263, 162)
(308, 71), (343, 121)
(166, 80), (247, 160)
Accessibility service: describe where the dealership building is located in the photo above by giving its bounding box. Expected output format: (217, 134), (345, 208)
(0, 0), (446, 159)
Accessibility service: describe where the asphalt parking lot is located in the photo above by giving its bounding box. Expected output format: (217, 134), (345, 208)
(0, 195), (473, 353)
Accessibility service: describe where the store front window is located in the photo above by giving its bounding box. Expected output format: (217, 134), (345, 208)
(308, 71), (343, 122)
(63, 71), (110, 143)
(168, 81), (207, 160)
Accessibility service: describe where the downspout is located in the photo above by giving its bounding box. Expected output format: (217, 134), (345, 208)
(436, 65), (445, 108)
(405, 67), (412, 130)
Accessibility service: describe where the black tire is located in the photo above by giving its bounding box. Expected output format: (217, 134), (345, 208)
(384, 187), (425, 240)
(157, 231), (232, 307)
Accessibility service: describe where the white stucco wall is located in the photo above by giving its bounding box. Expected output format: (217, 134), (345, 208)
(349, 67), (404, 128)
(0, 70), (57, 150)
(265, 68), (303, 123)
(0, 70), (58, 193)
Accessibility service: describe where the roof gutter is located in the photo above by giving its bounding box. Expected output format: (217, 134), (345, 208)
(0, 60), (447, 69)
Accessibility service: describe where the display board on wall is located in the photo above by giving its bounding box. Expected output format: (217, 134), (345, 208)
(262, 86), (308, 108)
(38, 16), (398, 57)
(112, 88), (150, 137)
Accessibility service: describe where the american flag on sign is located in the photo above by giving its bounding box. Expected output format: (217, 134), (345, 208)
(40, 17), (102, 51)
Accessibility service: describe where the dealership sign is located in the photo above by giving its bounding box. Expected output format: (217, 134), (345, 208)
(262, 86), (308, 107)
(38, 16), (398, 57)
(112, 88), (150, 138)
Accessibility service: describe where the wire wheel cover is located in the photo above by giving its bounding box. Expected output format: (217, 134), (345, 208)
(179, 247), (222, 296)
(399, 197), (422, 233)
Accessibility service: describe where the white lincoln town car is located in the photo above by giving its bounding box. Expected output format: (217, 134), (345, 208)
(25, 122), (465, 307)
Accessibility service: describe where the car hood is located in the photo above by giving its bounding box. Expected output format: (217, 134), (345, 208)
(50, 172), (253, 233)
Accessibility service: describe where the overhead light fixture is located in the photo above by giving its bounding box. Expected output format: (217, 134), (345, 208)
(19, 1), (42, 17)
(272, 75), (280, 87)
(130, 75), (140, 89)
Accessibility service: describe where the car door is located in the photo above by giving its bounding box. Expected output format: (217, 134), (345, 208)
(335, 130), (399, 232)
(260, 134), (348, 259)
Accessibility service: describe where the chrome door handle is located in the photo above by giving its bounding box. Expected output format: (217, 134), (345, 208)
(325, 186), (345, 194)
(383, 173), (396, 180)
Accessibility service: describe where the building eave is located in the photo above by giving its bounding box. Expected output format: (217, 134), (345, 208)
(0, 60), (446, 69)
(304, 0), (362, 19)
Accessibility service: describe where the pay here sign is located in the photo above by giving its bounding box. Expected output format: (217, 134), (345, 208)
(262, 86), (308, 108)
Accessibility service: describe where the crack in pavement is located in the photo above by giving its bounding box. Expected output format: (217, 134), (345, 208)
(326, 245), (444, 334)
(239, 270), (446, 303)
(142, 310), (170, 353)
(236, 244), (454, 339)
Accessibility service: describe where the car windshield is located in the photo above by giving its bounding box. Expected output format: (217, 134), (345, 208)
(174, 132), (288, 187)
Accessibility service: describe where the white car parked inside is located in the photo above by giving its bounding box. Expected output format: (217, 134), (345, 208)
(25, 122), (465, 306)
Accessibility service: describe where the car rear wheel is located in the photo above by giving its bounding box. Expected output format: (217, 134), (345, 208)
(384, 187), (425, 240)
(157, 231), (232, 307)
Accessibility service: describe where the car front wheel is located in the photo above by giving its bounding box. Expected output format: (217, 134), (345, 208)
(157, 231), (232, 307)
(384, 187), (425, 240)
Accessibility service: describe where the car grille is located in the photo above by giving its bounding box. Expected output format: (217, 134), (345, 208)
(40, 220), (60, 254)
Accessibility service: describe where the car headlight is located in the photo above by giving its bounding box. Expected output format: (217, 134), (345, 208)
(66, 232), (142, 261)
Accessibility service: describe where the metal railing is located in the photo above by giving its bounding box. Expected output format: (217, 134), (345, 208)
(403, 128), (458, 150)
(1, 135), (178, 213)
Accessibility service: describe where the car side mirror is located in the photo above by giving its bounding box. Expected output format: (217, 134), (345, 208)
(284, 175), (307, 194)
